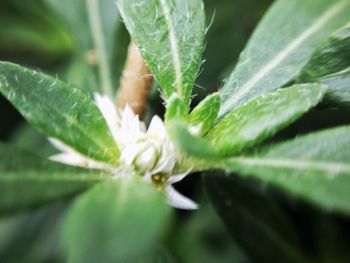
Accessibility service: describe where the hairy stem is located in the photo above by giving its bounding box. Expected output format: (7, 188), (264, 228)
(116, 42), (153, 117)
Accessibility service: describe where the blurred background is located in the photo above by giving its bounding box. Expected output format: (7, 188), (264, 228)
(1, 0), (350, 262)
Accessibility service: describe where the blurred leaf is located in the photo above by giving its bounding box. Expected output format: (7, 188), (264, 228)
(0, 0), (72, 66)
(213, 125), (350, 214)
(0, 62), (119, 163)
(0, 143), (109, 213)
(10, 124), (57, 158)
(195, 0), (271, 101)
(63, 177), (171, 263)
(205, 173), (308, 263)
(189, 92), (220, 136)
(46, 0), (126, 96)
(174, 204), (246, 263)
(219, 0), (350, 117)
(207, 84), (326, 156)
(118, 0), (205, 108)
(294, 22), (350, 108)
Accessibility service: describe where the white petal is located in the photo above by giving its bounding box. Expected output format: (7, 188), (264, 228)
(152, 155), (176, 174)
(147, 115), (166, 139)
(49, 153), (87, 166)
(120, 144), (139, 166)
(167, 170), (190, 184)
(164, 185), (198, 210)
(94, 93), (119, 139)
(49, 138), (73, 153)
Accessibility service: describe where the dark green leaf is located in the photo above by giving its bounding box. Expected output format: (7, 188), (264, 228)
(118, 0), (206, 108)
(213, 125), (350, 214)
(219, 0), (350, 117)
(0, 61), (119, 163)
(0, 143), (109, 213)
(294, 23), (350, 108)
(207, 84), (326, 156)
(63, 177), (171, 263)
(205, 173), (308, 263)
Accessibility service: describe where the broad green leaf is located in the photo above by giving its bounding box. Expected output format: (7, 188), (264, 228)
(219, 0), (350, 117)
(46, 0), (126, 96)
(189, 92), (220, 136)
(207, 84), (326, 156)
(205, 173), (308, 263)
(63, 177), (171, 263)
(0, 143), (109, 213)
(294, 23), (350, 108)
(213, 125), (350, 214)
(118, 0), (206, 108)
(0, 62), (119, 164)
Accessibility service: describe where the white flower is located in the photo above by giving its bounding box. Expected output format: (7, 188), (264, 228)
(49, 93), (197, 210)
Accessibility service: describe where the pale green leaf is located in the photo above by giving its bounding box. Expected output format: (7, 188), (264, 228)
(189, 92), (220, 136)
(219, 0), (350, 117)
(0, 143), (109, 213)
(0, 61), (119, 164)
(213, 125), (350, 214)
(207, 84), (326, 156)
(63, 177), (171, 263)
(118, 0), (206, 108)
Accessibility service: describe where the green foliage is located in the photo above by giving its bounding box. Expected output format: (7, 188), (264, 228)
(215, 126), (350, 214)
(189, 92), (220, 136)
(46, 0), (128, 96)
(63, 177), (170, 263)
(294, 22), (350, 108)
(1, 0), (350, 262)
(219, 0), (350, 117)
(118, 0), (206, 108)
(207, 84), (326, 156)
(0, 143), (109, 213)
(0, 62), (119, 163)
(205, 174), (307, 263)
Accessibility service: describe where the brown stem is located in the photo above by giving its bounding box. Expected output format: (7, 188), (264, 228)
(116, 41), (153, 117)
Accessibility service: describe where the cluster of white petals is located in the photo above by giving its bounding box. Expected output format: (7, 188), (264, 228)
(49, 93), (197, 210)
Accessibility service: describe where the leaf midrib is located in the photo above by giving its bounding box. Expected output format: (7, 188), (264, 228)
(227, 157), (350, 174)
(159, 0), (183, 97)
(220, 0), (348, 117)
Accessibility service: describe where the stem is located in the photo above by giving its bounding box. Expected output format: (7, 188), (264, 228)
(86, 0), (113, 97)
(116, 42), (153, 117)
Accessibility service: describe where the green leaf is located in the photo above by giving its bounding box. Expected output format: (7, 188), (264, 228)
(63, 177), (171, 263)
(46, 0), (126, 96)
(164, 94), (188, 123)
(294, 22), (350, 108)
(167, 121), (217, 160)
(205, 173), (308, 263)
(207, 84), (326, 156)
(189, 92), (220, 136)
(213, 125), (350, 214)
(0, 143), (109, 213)
(0, 61), (119, 164)
(219, 0), (350, 117)
(118, 0), (206, 108)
